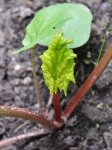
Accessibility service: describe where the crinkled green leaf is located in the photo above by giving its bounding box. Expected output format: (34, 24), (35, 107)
(13, 3), (92, 54)
(40, 32), (77, 95)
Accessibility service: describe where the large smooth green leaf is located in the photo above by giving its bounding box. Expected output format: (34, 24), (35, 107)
(14, 3), (92, 54)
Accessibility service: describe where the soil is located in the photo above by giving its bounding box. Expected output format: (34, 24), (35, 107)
(0, 0), (112, 150)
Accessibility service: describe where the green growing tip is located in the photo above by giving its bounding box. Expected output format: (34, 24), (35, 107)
(40, 32), (77, 96)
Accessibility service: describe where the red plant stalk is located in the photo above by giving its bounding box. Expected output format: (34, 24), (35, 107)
(63, 43), (112, 120)
(53, 93), (62, 124)
(0, 129), (49, 149)
(0, 105), (56, 130)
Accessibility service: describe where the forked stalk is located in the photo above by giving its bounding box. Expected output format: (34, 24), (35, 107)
(31, 47), (42, 109)
(63, 43), (112, 120)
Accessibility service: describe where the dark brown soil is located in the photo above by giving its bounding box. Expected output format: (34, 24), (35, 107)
(0, 0), (112, 150)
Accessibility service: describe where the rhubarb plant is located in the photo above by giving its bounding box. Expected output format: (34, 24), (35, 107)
(0, 2), (112, 149)
(13, 2), (92, 111)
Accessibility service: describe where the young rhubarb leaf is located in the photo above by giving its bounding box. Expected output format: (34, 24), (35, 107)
(13, 3), (92, 54)
(40, 32), (77, 95)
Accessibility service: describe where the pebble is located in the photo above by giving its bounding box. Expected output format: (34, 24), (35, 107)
(0, 68), (5, 81)
(0, 53), (6, 68)
(96, 103), (103, 109)
(14, 86), (20, 94)
(103, 132), (112, 150)
(19, 7), (33, 19)
(0, 125), (5, 135)
(0, 31), (5, 46)
(1, 91), (15, 101)
(64, 136), (74, 146)
(32, 0), (45, 10)
(87, 128), (99, 140)
(14, 64), (21, 71)
(10, 78), (20, 86)
(81, 104), (112, 123)
(100, 2), (111, 12)
(21, 76), (32, 85)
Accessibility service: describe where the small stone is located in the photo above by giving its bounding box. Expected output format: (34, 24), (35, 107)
(14, 64), (21, 71)
(90, 145), (100, 150)
(0, 68), (5, 81)
(0, 31), (5, 46)
(32, 0), (45, 10)
(0, 51), (5, 67)
(108, 0), (112, 5)
(103, 132), (112, 149)
(22, 76), (32, 85)
(14, 87), (20, 94)
(10, 78), (20, 86)
(64, 136), (74, 146)
(96, 103), (103, 109)
(100, 2), (111, 12)
(92, 23), (102, 36)
(87, 128), (99, 140)
(81, 104), (110, 123)
(1, 91), (15, 101)
(19, 7), (33, 19)
(69, 147), (77, 150)
(0, 125), (5, 135)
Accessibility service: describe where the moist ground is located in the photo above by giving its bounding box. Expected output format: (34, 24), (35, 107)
(0, 0), (112, 150)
